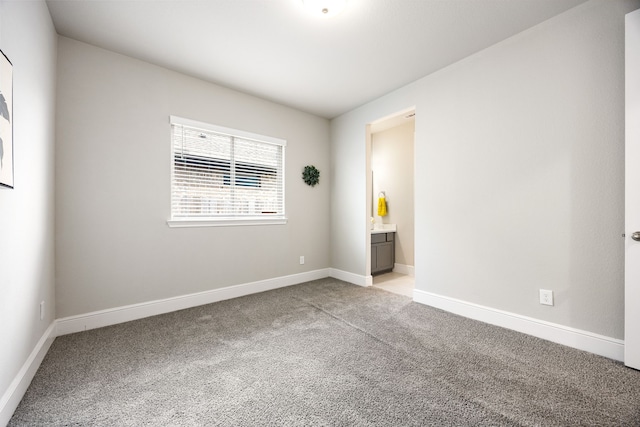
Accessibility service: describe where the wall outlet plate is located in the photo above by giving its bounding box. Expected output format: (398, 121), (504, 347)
(539, 289), (553, 306)
(299, 256), (305, 265)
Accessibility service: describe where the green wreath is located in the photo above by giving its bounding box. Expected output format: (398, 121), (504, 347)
(302, 165), (320, 187)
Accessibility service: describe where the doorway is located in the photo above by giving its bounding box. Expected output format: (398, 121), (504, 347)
(366, 108), (416, 296)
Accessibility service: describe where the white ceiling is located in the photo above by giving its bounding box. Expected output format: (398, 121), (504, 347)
(46, 0), (587, 119)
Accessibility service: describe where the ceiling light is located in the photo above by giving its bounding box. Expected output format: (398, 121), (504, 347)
(302, 0), (348, 18)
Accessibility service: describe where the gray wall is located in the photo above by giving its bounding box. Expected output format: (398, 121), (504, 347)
(331, 0), (638, 339)
(371, 121), (415, 267)
(0, 0), (57, 413)
(55, 37), (331, 318)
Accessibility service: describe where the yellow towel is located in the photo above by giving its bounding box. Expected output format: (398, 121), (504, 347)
(377, 197), (387, 216)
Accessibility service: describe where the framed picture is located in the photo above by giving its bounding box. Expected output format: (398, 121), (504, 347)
(0, 49), (13, 189)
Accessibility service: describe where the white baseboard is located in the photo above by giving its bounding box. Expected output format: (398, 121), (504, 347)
(393, 263), (415, 277)
(56, 269), (331, 336)
(329, 268), (370, 287)
(0, 322), (56, 427)
(413, 289), (624, 362)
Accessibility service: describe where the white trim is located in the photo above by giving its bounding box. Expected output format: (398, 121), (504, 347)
(167, 217), (287, 228)
(57, 269), (331, 336)
(365, 275), (373, 287)
(0, 323), (56, 427)
(329, 268), (371, 287)
(393, 263), (415, 277)
(625, 7), (640, 371)
(413, 289), (624, 361)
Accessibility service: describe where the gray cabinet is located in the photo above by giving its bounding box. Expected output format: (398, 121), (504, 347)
(371, 232), (395, 275)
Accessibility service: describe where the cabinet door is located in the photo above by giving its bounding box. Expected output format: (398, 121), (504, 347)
(371, 244), (379, 273)
(376, 242), (394, 272)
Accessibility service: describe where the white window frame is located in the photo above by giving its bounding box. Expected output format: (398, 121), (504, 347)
(167, 116), (287, 228)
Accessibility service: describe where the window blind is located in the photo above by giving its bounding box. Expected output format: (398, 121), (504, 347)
(170, 117), (285, 222)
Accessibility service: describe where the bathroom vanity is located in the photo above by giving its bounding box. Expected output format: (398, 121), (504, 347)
(371, 225), (396, 275)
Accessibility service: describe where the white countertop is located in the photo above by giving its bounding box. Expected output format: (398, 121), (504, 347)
(371, 224), (396, 234)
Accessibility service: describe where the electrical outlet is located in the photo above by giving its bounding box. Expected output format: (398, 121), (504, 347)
(40, 301), (45, 320)
(539, 289), (553, 306)
(299, 256), (305, 265)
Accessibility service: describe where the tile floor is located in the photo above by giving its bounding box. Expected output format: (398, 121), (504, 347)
(372, 271), (414, 298)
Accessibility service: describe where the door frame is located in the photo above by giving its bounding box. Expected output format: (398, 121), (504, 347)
(625, 7), (640, 370)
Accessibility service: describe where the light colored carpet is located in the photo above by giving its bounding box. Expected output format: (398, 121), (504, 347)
(9, 278), (640, 426)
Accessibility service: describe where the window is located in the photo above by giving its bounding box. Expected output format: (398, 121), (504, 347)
(168, 116), (286, 227)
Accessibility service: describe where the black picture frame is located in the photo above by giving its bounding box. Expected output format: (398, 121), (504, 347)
(0, 48), (13, 189)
